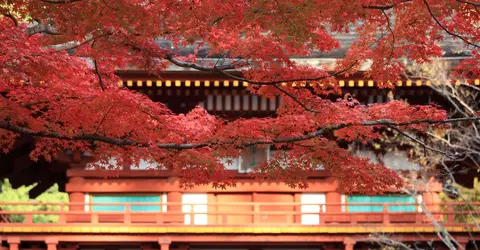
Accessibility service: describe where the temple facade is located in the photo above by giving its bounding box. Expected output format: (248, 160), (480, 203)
(1, 70), (479, 250)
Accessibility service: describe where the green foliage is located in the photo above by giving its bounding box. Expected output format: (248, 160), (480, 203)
(0, 179), (69, 223)
(440, 178), (480, 223)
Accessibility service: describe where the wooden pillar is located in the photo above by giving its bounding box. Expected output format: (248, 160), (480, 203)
(167, 191), (183, 223)
(344, 238), (356, 250)
(67, 177), (87, 222)
(7, 237), (20, 250)
(457, 237), (469, 250)
(294, 193), (302, 224)
(46, 238), (58, 250)
(158, 238), (171, 250)
(253, 192), (260, 224)
(422, 192), (441, 222)
(67, 191), (86, 222)
(325, 192), (342, 223)
(207, 193), (217, 225)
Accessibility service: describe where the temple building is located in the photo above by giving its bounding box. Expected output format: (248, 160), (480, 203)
(1, 35), (479, 250)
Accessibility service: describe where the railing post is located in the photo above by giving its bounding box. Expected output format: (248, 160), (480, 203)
(286, 213), (293, 224)
(91, 213), (98, 223)
(124, 204), (131, 224)
(383, 204), (390, 225)
(24, 213), (33, 224)
(155, 213), (162, 224)
(189, 206), (195, 225)
(318, 209), (324, 225)
(253, 204), (259, 224)
(222, 213), (227, 225)
(7, 237), (20, 250)
(343, 238), (356, 250)
(415, 210), (422, 225)
(58, 204), (66, 223)
(45, 238), (58, 250)
(158, 238), (171, 250)
(166, 192), (183, 223)
(447, 203), (455, 225)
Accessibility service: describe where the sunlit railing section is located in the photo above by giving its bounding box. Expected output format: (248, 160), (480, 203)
(0, 202), (479, 226)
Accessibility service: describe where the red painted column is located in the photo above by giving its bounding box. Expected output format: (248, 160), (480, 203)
(422, 191), (441, 222)
(343, 238), (356, 250)
(326, 192), (342, 223)
(294, 193), (302, 224)
(46, 238), (58, 250)
(167, 191), (183, 223)
(67, 177), (87, 222)
(7, 237), (20, 250)
(158, 238), (171, 250)
(207, 193), (217, 225)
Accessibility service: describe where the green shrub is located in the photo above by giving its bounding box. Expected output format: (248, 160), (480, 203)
(0, 179), (69, 223)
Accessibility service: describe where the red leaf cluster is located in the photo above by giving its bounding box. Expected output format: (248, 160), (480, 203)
(1, 0), (474, 193)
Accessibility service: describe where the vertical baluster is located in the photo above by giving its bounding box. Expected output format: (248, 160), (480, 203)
(447, 203), (455, 225)
(59, 204), (66, 223)
(91, 212), (98, 223)
(319, 206), (324, 225)
(125, 204), (131, 224)
(189, 204), (195, 225)
(253, 204), (259, 224)
(383, 204), (390, 225)
(24, 213), (33, 224)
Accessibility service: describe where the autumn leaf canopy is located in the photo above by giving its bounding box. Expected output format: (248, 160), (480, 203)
(1, 0), (479, 193)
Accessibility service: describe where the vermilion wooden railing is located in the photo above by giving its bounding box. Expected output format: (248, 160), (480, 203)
(0, 202), (478, 226)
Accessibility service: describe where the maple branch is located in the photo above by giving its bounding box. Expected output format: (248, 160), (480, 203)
(456, 0), (480, 6)
(362, 0), (411, 10)
(26, 23), (60, 36)
(216, 60), (359, 86)
(272, 85), (319, 113)
(93, 59), (105, 91)
(92, 39), (106, 91)
(1, 117), (479, 150)
(39, 0), (82, 3)
(381, 9), (396, 65)
(423, 0), (480, 49)
(22, 96), (81, 108)
(1, 13), (18, 26)
(164, 54), (240, 71)
(46, 31), (113, 51)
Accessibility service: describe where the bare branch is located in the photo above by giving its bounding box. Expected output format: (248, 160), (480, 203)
(388, 125), (455, 158)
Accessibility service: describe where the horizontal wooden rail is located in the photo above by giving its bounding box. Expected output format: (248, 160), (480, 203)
(0, 202), (478, 227)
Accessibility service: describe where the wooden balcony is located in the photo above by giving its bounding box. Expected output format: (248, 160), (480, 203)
(0, 202), (479, 235)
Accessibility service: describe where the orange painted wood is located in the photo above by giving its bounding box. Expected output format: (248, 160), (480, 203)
(66, 192), (88, 223)
(166, 192), (183, 223)
(325, 192), (345, 223)
(65, 178), (339, 193)
(207, 193), (217, 225)
(255, 193), (294, 224)
(216, 194), (253, 224)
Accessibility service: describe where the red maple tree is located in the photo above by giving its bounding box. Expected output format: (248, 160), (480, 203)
(1, 0), (479, 193)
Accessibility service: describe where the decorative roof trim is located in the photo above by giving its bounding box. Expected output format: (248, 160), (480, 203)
(119, 79), (480, 88)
